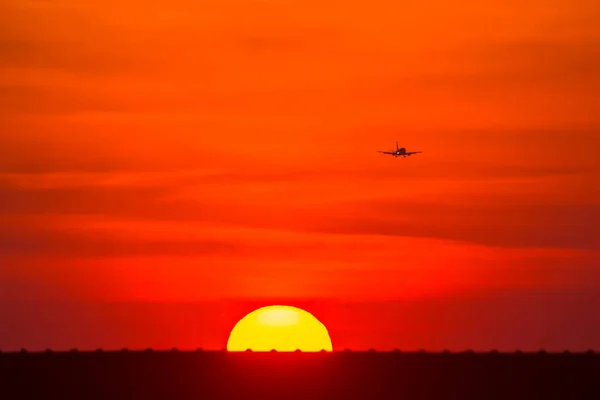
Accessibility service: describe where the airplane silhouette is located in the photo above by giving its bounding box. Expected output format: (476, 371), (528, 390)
(377, 142), (423, 158)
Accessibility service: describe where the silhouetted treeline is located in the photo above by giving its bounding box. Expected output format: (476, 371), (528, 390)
(1, 350), (598, 400)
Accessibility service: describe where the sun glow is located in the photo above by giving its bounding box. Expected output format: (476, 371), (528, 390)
(226, 305), (333, 352)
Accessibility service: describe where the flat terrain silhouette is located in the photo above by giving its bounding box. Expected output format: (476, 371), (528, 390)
(2, 350), (598, 399)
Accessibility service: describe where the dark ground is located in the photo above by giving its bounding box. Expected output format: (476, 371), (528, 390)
(1, 350), (598, 399)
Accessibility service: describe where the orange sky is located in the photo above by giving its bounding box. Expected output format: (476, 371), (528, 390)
(1, 0), (599, 351)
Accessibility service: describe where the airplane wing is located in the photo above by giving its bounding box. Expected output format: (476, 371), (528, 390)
(377, 151), (396, 155)
(406, 151), (423, 155)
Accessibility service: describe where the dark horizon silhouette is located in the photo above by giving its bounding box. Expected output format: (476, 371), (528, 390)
(2, 350), (599, 400)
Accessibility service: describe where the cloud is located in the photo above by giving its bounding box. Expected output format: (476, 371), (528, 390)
(313, 200), (600, 250)
(0, 226), (239, 258)
(0, 150), (597, 253)
(1, 0), (598, 125)
(0, 152), (593, 188)
(2, 212), (597, 307)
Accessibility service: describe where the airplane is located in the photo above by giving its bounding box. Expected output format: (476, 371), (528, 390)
(377, 141), (423, 158)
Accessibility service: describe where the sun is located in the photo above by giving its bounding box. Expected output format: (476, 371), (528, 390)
(226, 305), (333, 352)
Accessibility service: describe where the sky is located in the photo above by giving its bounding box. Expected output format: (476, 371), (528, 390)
(1, 0), (599, 351)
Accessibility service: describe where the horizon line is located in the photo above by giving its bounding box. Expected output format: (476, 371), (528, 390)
(2, 348), (597, 355)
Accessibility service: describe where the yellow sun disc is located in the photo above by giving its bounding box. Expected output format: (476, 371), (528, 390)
(226, 305), (333, 352)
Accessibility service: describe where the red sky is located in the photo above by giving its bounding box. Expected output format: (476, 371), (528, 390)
(1, 0), (599, 351)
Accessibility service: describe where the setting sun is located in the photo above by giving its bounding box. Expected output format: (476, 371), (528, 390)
(226, 305), (333, 352)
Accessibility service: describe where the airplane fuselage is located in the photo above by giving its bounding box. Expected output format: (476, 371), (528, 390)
(390, 148), (408, 157)
(377, 142), (422, 158)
